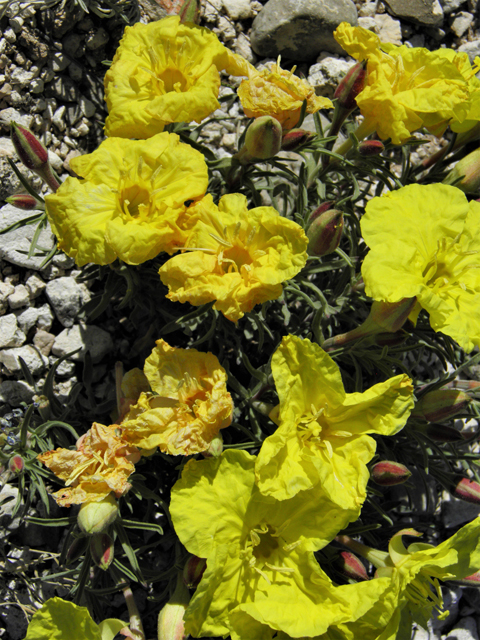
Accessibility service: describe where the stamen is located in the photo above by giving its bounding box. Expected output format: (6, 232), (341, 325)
(210, 233), (233, 247)
(265, 563), (295, 573)
(254, 566), (271, 584)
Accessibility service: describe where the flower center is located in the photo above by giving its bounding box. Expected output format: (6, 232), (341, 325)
(157, 67), (189, 93)
(405, 572), (445, 617)
(243, 522), (297, 584)
(120, 184), (150, 218)
(422, 236), (479, 295)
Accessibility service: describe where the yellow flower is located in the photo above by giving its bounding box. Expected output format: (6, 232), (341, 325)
(361, 183), (480, 352)
(334, 22), (477, 144)
(159, 193), (308, 322)
(170, 449), (384, 640)
(45, 132), (208, 266)
(120, 339), (233, 455)
(255, 335), (414, 510)
(237, 58), (333, 130)
(104, 16), (253, 139)
(37, 423), (141, 506)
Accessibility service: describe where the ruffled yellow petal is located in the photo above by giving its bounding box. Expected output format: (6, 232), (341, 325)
(104, 16), (254, 138)
(159, 193), (308, 322)
(238, 59), (332, 130)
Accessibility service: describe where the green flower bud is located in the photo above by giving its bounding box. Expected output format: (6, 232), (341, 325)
(307, 209), (344, 257)
(443, 147), (480, 193)
(422, 423), (464, 442)
(245, 116), (283, 160)
(158, 575), (190, 640)
(77, 494), (119, 535)
(202, 434), (223, 458)
(371, 461), (411, 486)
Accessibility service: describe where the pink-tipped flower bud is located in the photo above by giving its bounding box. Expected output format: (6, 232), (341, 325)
(453, 477), (480, 504)
(5, 193), (42, 210)
(10, 121), (60, 192)
(90, 533), (114, 571)
(443, 148), (480, 193)
(245, 116), (283, 160)
(65, 536), (89, 565)
(77, 494), (119, 535)
(357, 140), (385, 157)
(412, 389), (471, 423)
(422, 423), (465, 443)
(158, 575), (190, 640)
(371, 461), (411, 486)
(183, 555), (207, 589)
(281, 128), (316, 152)
(455, 569), (480, 586)
(308, 201), (335, 225)
(307, 209), (344, 257)
(8, 454), (24, 474)
(334, 60), (368, 111)
(369, 299), (416, 333)
(335, 550), (369, 582)
(374, 331), (408, 347)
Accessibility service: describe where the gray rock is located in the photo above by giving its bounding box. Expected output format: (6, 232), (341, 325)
(375, 13), (403, 44)
(0, 344), (48, 375)
(308, 56), (355, 98)
(222, 0), (254, 20)
(85, 27), (109, 51)
(0, 281), (15, 314)
(62, 33), (84, 58)
(49, 354), (75, 376)
(25, 273), (46, 299)
(443, 616), (479, 640)
(14, 306), (40, 333)
(450, 11), (474, 37)
(79, 95), (96, 118)
(34, 329), (55, 356)
(0, 107), (33, 128)
(45, 75), (80, 103)
(439, 0), (466, 13)
(384, 0), (444, 25)
(52, 105), (66, 131)
(234, 33), (257, 64)
(442, 490), (480, 527)
(203, 0), (222, 21)
(0, 484), (21, 523)
(9, 67), (36, 87)
(458, 40), (480, 63)
(250, 0), (358, 62)
(52, 323), (113, 363)
(8, 284), (30, 309)
(0, 314), (26, 347)
(30, 77), (44, 94)
(45, 277), (90, 327)
(0, 379), (35, 405)
(17, 27), (49, 61)
(35, 303), (54, 331)
(431, 587), (462, 632)
(0, 204), (55, 270)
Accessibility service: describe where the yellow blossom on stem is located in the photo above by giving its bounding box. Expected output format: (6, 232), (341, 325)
(237, 57), (333, 130)
(333, 22), (480, 145)
(255, 335), (414, 510)
(37, 423), (141, 507)
(45, 132), (208, 266)
(120, 339), (233, 455)
(170, 449), (385, 640)
(159, 193), (308, 322)
(361, 183), (480, 353)
(104, 15), (253, 139)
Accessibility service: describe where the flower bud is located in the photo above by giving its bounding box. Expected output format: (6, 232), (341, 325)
(307, 209), (344, 257)
(183, 555), (207, 588)
(281, 128), (316, 152)
(157, 575), (190, 640)
(453, 477), (480, 504)
(335, 550), (369, 581)
(422, 423), (464, 443)
(65, 536), (89, 565)
(10, 121), (60, 191)
(443, 148), (480, 193)
(412, 389), (471, 423)
(77, 494), (119, 535)
(202, 434), (223, 458)
(308, 201), (335, 225)
(90, 533), (115, 571)
(334, 60), (368, 111)
(371, 461), (411, 486)
(374, 331), (408, 347)
(455, 569), (480, 586)
(5, 193), (42, 210)
(245, 116), (283, 160)
(357, 140), (385, 157)
(8, 454), (24, 474)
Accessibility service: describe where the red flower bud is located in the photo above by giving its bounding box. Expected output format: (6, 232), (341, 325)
(183, 555), (207, 588)
(244, 116), (283, 160)
(10, 121), (60, 191)
(65, 536), (89, 564)
(5, 193), (42, 210)
(334, 60), (368, 111)
(335, 550), (369, 581)
(90, 533), (114, 570)
(281, 128), (316, 152)
(371, 461), (411, 486)
(412, 389), (471, 423)
(308, 201), (335, 225)
(453, 477), (480, 504)
(307, 209), (344, 257)
(8, 454), (24, 474)
(357, 140), (385, 157)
